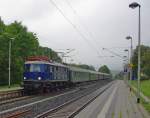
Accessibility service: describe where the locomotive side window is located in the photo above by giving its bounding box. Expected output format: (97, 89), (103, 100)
(50, 66), (53, 73)
(45, 64), (49, 72)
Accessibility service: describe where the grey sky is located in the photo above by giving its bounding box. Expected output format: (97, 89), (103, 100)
(0, 0), (149, 71)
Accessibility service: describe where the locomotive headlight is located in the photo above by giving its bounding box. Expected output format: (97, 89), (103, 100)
(24, 77), (26, 80)
(38, 77), (42, 80)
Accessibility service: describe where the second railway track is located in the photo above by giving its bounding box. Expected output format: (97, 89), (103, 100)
(0, 80), (113, 118)
(0, 81), (99, 111)
(36, 80), (114, 118)
(0, 89), (24, 101)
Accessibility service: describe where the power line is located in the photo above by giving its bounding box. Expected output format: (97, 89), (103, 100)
(106, 47), (130, 49)
(63, 0), (102, 54)
(103, 48), (123, 59)
(48, 0), (102, 58)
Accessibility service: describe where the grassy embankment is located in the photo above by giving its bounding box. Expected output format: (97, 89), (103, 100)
(131, 80), (150, 113)
(0, 84), (21, 92)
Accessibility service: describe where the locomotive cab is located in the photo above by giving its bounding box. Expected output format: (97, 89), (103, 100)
(24, 63), (53, 81)
(23, 56), (69, 92)
(23, 56), (53, 91)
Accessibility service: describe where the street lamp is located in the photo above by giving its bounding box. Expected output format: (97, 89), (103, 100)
(124, 49), (129, 62)
(129, 2), (141, 103)
(124, 49), (131, 84)
(126, 36), (133, 86)
(8, 37), (15, 88)
(123, 58), (128, 82)
(124, 49), (130, 82)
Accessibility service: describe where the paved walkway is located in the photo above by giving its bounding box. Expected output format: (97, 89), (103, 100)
(106, 80), (149, 118)
(75, 80), (149, 118)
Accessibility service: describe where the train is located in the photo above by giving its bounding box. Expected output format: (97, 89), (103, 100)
(23, 56), (111, 92)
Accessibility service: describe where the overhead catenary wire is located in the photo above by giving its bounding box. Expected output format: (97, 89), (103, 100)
(48, 0), (103, 58)
(105, 47), (130, 57)
(103, 48), (124, 59)
(63, 0), (102, 55)
(106, 47), (130, 49)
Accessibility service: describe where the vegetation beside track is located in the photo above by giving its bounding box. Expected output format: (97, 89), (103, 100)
(0, 18), (62, 86)
(131, 80), (150, 98)
(131, 80), (150, 113)
(142, 99), (150, 114)
(0, 84), (22, 92)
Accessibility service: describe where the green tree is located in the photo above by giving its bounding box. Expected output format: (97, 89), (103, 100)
(37, 46), (62, 62)
(69, 64), (95, 71)
(132, 45), (150, 79)
(98, 65), (111, 74)
(0, 18), (62, 86)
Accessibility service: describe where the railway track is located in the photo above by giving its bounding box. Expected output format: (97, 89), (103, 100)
(0, 95), (33, 106)
(4, 109), (31, 118)
(0, 81), (98, 112)
(0, 80), (112, 118)
(0, 89), (24, 101)
(36, 81), (113, 118)
(0, 80), (97, 106)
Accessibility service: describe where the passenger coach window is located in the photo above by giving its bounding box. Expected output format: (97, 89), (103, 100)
(45, 65), (49, 72)
(56, 66), (58, 71)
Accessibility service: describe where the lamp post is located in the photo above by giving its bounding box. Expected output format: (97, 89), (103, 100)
(123, 58), (128, 83)
(124, 50), (130, 83)
(126, 36), (133, 87)
(129, 2), (141, 103)
(8, 37), (15, 88)
(124, 49), (129, 62)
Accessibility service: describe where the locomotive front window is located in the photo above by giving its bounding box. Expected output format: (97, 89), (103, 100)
(30, 64), (41, 72)
(25, 64), (30, 72)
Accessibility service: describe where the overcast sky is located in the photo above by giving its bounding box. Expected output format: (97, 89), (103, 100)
(0, 0), (149, 71)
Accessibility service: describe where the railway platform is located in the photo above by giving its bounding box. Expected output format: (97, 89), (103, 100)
(0, 86), (22, 92)
(75, 80), (149, 118)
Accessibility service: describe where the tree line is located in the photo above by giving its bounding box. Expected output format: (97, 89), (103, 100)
(0, 18), (112, 86)
(132, 45), (150, 79)
(115, 45), (150, 80)
(0, 18), (61, 86)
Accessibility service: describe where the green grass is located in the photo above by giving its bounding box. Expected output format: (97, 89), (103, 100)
(141, 97), (150, 113)
(119, 111), (122, 118)
(131, 80), (150, 114)
(0, 84), (22, 92)
(131, 80), (150, 98)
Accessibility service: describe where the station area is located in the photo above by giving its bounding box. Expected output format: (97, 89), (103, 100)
(75, 80), (149, 118)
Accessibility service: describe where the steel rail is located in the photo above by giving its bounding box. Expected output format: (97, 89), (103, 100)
(0, 89), (79, 115)
(36, 81), (113, 118)
(5, 109), (31, 118)
(0, 80), (111, 118)
(0, 89), (24, 101)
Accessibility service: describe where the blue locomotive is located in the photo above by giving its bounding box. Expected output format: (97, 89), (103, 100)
(23, 56), (110, 92)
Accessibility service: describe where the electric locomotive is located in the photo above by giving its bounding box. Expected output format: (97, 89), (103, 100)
(23, 56), (111, 92)
(23, 56), (69, 91)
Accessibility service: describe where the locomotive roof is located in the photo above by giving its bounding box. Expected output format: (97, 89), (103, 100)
(25, 61), (68, 68)
(25, 61), (110, 75)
